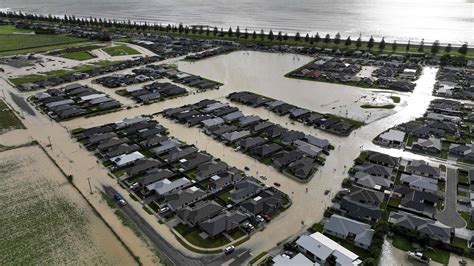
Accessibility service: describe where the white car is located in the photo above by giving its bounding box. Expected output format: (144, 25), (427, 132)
(159, 207), (170, 214)
(224, 245), (235, 254)
(255, 215), (265, 223)
(129, 182), (139, 190)
(118, 199), (127, 206)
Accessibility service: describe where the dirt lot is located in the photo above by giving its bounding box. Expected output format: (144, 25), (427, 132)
(0, 145), (137, 265)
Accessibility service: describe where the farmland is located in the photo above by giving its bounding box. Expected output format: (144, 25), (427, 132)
(0, 146), (136, 265)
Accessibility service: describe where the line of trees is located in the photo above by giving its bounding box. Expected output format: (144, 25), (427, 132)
(0, 11), (469, 55)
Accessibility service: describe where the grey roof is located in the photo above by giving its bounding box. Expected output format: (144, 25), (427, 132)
(147, 177), (191, 196)
(222, 111), (243, 122)
(354, 172), (393, 190)
(348, 185), (384, 206)
(340, 197), (382, 221)
(137, 169), (175, 186)
(389, 211), (452, 242)
(378, 129), (406, 143)
(294, 140), (323, 157)
(163, 146), (198, 162)
(165, 186), (207, 210)
(303, 135), (330, 149)
(222, 130), (251, 142)
(238, 115), (261, 126)
(199, 210), (247, 237)
(354, 163), (392, 177)
(195, 161), (229, 181)
(400, 174), (438, 193)
(230, 178), (264, 203)
(176, 201), (223, 225)
(201, 117), (225, 128)
(406, 160), (440, 178)
(324, 214), (374, 247)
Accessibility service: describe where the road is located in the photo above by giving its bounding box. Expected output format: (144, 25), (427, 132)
(104, 186), (251, 266)
(436, 168), (466, 228)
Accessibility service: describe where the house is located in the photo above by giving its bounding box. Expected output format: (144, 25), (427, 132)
(115, 116), (149, 129)
(208, 171), (245, 191)
(200, 117), (225, 129)
(126, 159), (162, 177)
(389, 211), (453, 243)
(340, 197), (382, 223)
(262, 125), (287, 138)
(323, 214), (374, 250)
(106, 144), (140, 158)
(176, 201), (223, 226)
(412, 138), (442, 154)
(449, 144), (474, 161)
(240, 189), (283, 216)
(222, 111), (243, 122)
(353, 172), (393, 191)
(376, 129), (406, 147)
(137, 169), (175, 186)
(163, 146), (198, 163)
(238, 115), (261, 127)
(147, 177), (191, 196)
(229, 178), (264, 203)
(272, 150), (304, 169)
(248, 121), (274, 133)
(165, 186), (207, 210)
(280, 130), (305, 145)
(195, 161), (229, 181)
(199, 210), (248, 237)
(303, 135), (331, 150)
(293, 140), (323, 158)
(250, 143), (283, 159)
(353, 163), (393, 178)
(400, 174), (438, 194)
(289, 108), (310, 120)
(366, 151), (398, 168)
(296, 232), (362, 265)
(110, 151), (144, 167)
(237, 137), (267, 151)
(393, 186), (438, 217)
(288, 157), (316, 180)
(347, 186), (384, 207)
(406, 160), (440, 179)
(179, 152), (213, 171)
(221, 130), (251, 144)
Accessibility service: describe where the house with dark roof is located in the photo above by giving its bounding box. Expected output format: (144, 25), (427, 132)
(165, 186), (207, 211)
(176, 201), (223, 226)
(137, 169), (175, 186)
(353, 163), (393, 178)
(340, 197), (382, 223)
(179, 152), (213, 172)
(287, 157), (316, 180)
(208, 171), (245, 192)
(163, 146), (198, 163)
(199, 210), (248, 238)
(229, 178), (264, 203)
(393, 186), (438, 217)
(280, 130), (305, 145)
(272, 150), (304, 169)
(240, 189), (283, 216)
(250, 143), (283, 159)
(366, 151), (398, 168)
(237, 137), (267, 151)
(406, 160), (440, 179)
(347, 185), (384, 207)
(195, 161), (229, 181)
(126, 159), (162, 177)
(389, 211), (453, 243)
(353, 172), (393, 191)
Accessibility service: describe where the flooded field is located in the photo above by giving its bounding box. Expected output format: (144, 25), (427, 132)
(178, 50), (400, 123)
(0, 145), (136, 265)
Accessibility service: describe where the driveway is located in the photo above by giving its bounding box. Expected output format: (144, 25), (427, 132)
(436, 168), (466, 228)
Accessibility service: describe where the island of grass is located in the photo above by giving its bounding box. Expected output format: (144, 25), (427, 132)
(390, 96), (401, 103)
(0, 99), (25, 133)
(0, 25), (87, 56)
(360, 104), (395, 109)
(103, 45), (140, 56)
(62, 51), (96, 61)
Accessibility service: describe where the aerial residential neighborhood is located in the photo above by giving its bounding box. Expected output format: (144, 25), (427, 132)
(0, 3), (473, 266)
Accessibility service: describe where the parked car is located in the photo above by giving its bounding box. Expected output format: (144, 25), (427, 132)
(159, 206), (170, 214)
(118, 199), (127, 206)
(273, 182), (281, 187)
(260, 175), (267, 180)
(255, 215), (265, 223)
(113, 193), (123, 201)
(224, 245), (235, 255)
(262, 214), (271, 222)
(129, 182), (139, 190)
(244, 166), (250, 171)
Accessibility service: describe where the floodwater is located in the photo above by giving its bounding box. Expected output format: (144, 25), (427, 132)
(1, 0), (472, 44)
(178, 50), (398, 123)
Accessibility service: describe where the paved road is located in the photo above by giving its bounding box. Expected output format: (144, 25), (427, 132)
(104, 186), (250, 266)
(436, 168), (466, 228)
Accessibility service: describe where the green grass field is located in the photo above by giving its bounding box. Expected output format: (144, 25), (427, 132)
(62, 51), (96, 61)
(0, 25), (87, 56)
(0, 99), (25, 132)
(103, 45), (140, 56)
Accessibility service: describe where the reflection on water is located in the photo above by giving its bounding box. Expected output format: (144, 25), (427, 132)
(1, 0), (471, 43)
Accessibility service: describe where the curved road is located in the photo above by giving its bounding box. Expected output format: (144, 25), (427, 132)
(435, 168), (466, 228)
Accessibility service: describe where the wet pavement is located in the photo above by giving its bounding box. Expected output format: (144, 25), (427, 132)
(436, 168), (466, 228)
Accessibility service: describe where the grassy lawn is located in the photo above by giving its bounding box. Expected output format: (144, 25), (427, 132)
(228, 229), (246, 240)
(459, 212), (474, 229)
(425, 248), (450, 265)
(103, 45), (140, 56)
(217, 190), (231, 204)
(173, 224), (231, 248)
(458, 190), (468, 197)
(325, 234), (369, 258)
(388, 197), (401, 207)
(0, 25), (33, 34)
(249, 252), (267, 265)
(458, 172), (469, 184)
(308, 222), (324, 233)
(439, 164), (447, 172)
(390, 96), (401, 103)
(62, 51), (96, 61)
(392, 235), (412, 251)
(0, 30), (86, 55)
(360, 104), (395, 109)
(406, 135), (418, 146)
(9, 74), (45, 86)
(438, 180), (446, 192)
(0, 99), (25, 132)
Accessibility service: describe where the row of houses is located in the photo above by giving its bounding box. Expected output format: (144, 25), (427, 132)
(228, 91), (360, 136)
(122, 82), (187, 103)
(17, 56), (162, 91)
(434, 67), (474, 100)
(163, 99), (331, 181)
(73, 116), (290, 240)
(375, 99), (474, 162)
(289, 55), (419, 92)
(32, 83), (121, 120)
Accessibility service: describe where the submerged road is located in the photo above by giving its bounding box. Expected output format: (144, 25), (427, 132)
(436, 168), (466, 228)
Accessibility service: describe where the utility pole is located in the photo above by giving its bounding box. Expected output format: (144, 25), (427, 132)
(87, 177), (93, 194)
(47, 136), (52, 149)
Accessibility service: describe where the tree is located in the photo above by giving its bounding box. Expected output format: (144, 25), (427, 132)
(379, 37), (386, 51)
(323, 34), (330, 45)
(206, 27), (210, 36)
(277, 31), (282, 41)
(235, 26), (240, 38)
(314, 33), (320, 43)
(304, 33), (309, 42)
(356, 36), (362, 49)
(458, 43), (468, 55)
(244, 28), (248, 39)
(252, 30), (257, 40)
(431, 40), (440, 54)
(268, 30), (274, 41)
(344, 37), (351, 47)
(418, 38), (424, 52)
(295, 32), (301, 42)
(213, 26), (218, 36)
(367, 36), (374, 50)
(227, 26), (233, 37)
(445, 43), (452, 53)
(406, 39), (411, 53)
(391, 41), (397, 52)
(178, 23), (184, 33)
(260, 29), (265, 40)
(283, 33), (288, 41)
(334, 32), (341, 45)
